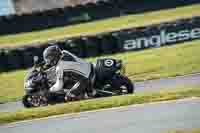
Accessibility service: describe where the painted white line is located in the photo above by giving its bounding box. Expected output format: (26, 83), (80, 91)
(2, 97), (200, 127)
(135, 72), (200, 83)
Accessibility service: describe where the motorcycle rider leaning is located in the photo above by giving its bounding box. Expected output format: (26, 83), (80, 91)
(43, 45), (96, 101)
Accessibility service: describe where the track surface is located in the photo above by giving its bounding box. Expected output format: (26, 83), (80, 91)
(1, 98), (200, 133)
(0, 73), (200, 112)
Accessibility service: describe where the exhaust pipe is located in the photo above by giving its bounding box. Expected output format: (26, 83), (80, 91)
(96, 89), (116, 96)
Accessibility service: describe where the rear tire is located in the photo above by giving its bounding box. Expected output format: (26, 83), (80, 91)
(111, 75), (134, 95)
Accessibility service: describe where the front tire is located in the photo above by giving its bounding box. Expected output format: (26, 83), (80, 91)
(22, 94), (48, 108)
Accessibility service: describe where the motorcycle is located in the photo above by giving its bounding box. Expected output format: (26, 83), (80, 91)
(22, 56), (134, 108)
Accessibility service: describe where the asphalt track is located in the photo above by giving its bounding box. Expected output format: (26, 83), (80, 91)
(1, 98), (200, 133)
(0, 73), (200, 112)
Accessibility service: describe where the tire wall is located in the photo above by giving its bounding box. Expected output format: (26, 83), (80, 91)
(0, 0), (199, 35)
(0, 16), (200, 72)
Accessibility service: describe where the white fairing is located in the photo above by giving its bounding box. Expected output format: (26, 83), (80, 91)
(60, 50), (91, 78)
(49, 50), (91, 92)
(49, 66), (64, 92)
(24, 80), (34, 91)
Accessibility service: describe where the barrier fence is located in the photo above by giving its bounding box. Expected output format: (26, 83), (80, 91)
(0, 0), (199, 35)
(0, 16), (200, 72)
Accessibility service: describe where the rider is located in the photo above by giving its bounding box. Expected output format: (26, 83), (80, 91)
(43, 45), (96, 101)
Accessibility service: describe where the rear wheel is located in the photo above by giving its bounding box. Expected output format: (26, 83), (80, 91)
(111, 75), (134, 95)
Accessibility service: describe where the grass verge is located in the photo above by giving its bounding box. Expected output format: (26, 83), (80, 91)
(0, 86), (200, 124)
(0, 4), (199, 48)
(1, 39), (200, 103)
(167, 129), (200, 133)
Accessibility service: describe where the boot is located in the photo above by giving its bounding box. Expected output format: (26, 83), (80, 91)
(87, 89), (97, 98)
(64, 93), (77, 102)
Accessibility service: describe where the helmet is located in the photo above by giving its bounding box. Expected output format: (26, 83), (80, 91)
(43, 46), (62, 67)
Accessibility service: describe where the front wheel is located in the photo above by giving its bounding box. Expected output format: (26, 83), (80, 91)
(111, 75), (134, 95)
(22, 94), (48, 108)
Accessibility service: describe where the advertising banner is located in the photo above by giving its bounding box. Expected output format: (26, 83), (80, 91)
(118, 18), (200, 51)
(0, 16), (200, 72)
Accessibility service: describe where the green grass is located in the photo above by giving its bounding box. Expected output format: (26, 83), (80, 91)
(0, 86), (200, 124)
(0, 70), (26, 103)
(1, 39), (200, 103)
(167, 129), (200, 133)
(0, 4), (200, 48)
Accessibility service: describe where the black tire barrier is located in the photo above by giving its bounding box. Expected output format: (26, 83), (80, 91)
(63, 38), (86, 58)
(0, 0), (200, 35)
(5, 49), (24, 70)
(0, 49), (7, 72)
(82, 36), (101, 57)
(0, 16), (200, 72)
(99, 33), (121, 54)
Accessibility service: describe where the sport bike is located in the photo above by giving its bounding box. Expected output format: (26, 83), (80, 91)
(22, 56), (134, 108)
